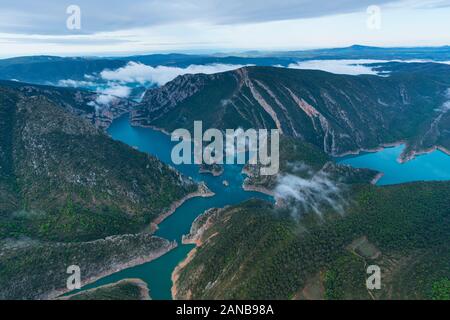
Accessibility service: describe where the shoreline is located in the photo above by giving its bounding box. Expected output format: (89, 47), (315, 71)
(130, 116), (450, 165)
(371, 172), (385, 185)
(241, 166), (276, 197)
(130, 119), (171, 136)
(334, 140), (407, 159)
(46, 239), (177, 300)
(48, 175), (213, 300)
(46, 184), (213, 300)
(398, 144), (450, 163)
(171, 208), (221, 300)
(242, 183), (275, 197)
(334, 140), (450, 164)
(150, 183), (215, 231)
(199, 167), (224, 177)
(171, 248), (197, 300)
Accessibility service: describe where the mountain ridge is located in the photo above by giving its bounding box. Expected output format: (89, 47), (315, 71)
(133, 64), (450, 161)
(0, 80), (136, 129)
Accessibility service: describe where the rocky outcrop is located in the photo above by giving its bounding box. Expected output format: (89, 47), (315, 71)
(132, 73), (212, 127)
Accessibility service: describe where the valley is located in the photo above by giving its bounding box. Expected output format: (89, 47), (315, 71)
(0, 82), (197, 299)
(0, 52), (449, 300)
(68, 115), (450, 300)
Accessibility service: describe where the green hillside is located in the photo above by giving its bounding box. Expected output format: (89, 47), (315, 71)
(174, 182), (450, 300)
(65, 279), (150, 300)
(173, 136), (449, 300)
(0, 83), (197, 299)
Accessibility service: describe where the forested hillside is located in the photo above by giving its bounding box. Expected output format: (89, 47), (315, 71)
(0, 83), (197, 299)
(174, 182), (450, 300)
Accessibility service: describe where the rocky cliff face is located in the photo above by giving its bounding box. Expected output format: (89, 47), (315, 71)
(132, 73), (212, 127)
(133, 64), (450, 160)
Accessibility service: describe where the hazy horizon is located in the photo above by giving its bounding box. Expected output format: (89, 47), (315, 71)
(2, 43), (450, 60)
(2, 0), (450, 57)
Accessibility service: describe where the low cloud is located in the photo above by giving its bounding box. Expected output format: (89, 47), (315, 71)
(287, 59), (450, 76)
(275, 169), (347, 219)
(57, 79), (95, 87)
(287, 59), (387, 75)
(56, 62), (247, 107)
(95, 84), (131, 105)
(436, 88), (450, 112)
(100, 62), (248, 86)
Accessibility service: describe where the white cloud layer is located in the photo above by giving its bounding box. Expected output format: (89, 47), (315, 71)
(437, 88), (450, 112)
(287, 59), (450, 75)
(100, 62), (248, 86)
(57, 79), (95, 87)
(287, 59), (388, 75)
(275, 169), (347, 218)
(95, 84), (131, 105)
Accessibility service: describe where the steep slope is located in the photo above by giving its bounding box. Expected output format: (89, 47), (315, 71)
(133, 64), (450, 160)
(64, 279), (150, 300)
(0, 83), (198, 299)
(1, 234), (174, 300)
(0, 80), (136, 129)
(0, 83), (197, 241)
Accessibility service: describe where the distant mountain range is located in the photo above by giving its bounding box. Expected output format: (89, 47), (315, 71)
(1, 45), (450, 84)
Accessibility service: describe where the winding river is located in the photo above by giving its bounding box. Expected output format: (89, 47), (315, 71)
(70, 115), (273, 299)
(69, 116), (450, 300)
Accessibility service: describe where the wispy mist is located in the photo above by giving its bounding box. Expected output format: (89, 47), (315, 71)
(437, 88), (450, 112)
(274, 168), (347, 219)
(287, 59), (385, 75)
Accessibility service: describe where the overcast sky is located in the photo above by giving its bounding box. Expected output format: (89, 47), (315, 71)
(1, 0), (450, 57)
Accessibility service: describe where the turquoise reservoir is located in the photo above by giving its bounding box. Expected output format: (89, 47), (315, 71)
(68, 115), (273, 299)
(338, 145), (450, 185)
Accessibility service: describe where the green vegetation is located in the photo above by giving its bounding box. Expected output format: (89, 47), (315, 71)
(323, 253), (369, 300)
(66, 279), (150, 300)
(244, 136), (377, 191)
(0, 85), (196, 242)
(432, 279), (450, 300)
(175, 181), (450, 300)
(0, 234), (170, 300)
(0, 83), (195, 299)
